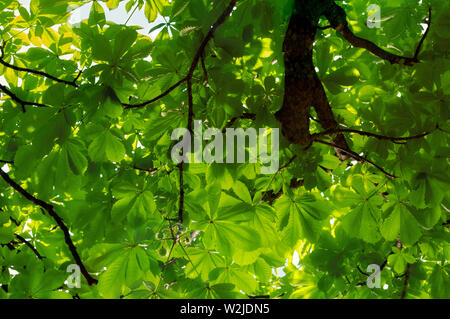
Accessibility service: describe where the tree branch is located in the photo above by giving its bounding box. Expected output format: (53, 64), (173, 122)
(187, 0), (238, 78)
(187, 77), (194, 133)
(176, 77), (194, 224)
(175, 0), (238, 224)
(123, 0), (238, 110)
(312, 128), (432, 142)
(331, 6), (432, 66)
(0, 84), (51, 111)
(0, 44), (80, 87)
(127, 1), (239, 228)
(0, 168), (97, 285)
(123, 77), (188, 109)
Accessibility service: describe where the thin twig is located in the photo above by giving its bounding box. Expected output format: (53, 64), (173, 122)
(280, 155), (298, 172)
(357, 265), (370, 277)
(0, 44), (80, 87)
(312, 128), (432, 142)
(401, 263), (411, 299)
(187, 0), (238, 78)
(187, 77), (194, 133)
(0, 84), (51, 111)
(133, 166), (160, 176)
(177, 162), (184, 223)
(123, 77), (188, 109)
(201, 52), (208, 84)
(15, 234), (44, 260)
(315, 139), (396, 179)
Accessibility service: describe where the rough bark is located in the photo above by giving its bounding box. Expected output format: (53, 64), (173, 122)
(275, 0), (350, 160)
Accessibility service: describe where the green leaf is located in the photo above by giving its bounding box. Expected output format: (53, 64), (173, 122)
(430, 265), (450, 298)
(144, 0), (167, 23)
(342, 203), (381, 243)
(381, 205), (422, 245)
(65, 139), (88, 175)
(184, 248), (225, 281)
(0, 227), (14, 243)
(435, 9), (450, 39)
(89, 1), (106, 27)
(275, 195), (324, 245)
(206, 219), (261, 257)
(111, 182), (156, 224)
(98, 253), (128, 298)
(320, 154), (341, 170)
(231, 180), (252, 204)
(1, 0), (448, 301)
(88, 131), (125, 163)
(103, 96), (123, 119)
(206, 164), (233, 190)
(91, 35), (113, 62)
(387, 249), (407, 274)
(113, 28), (138, 62)
(325, 66), (360, 86)
(215, 37), (245, 57)
(209, 266), (258, 293)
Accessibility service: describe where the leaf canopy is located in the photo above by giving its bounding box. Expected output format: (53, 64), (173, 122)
(0, 0), (448, 299)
